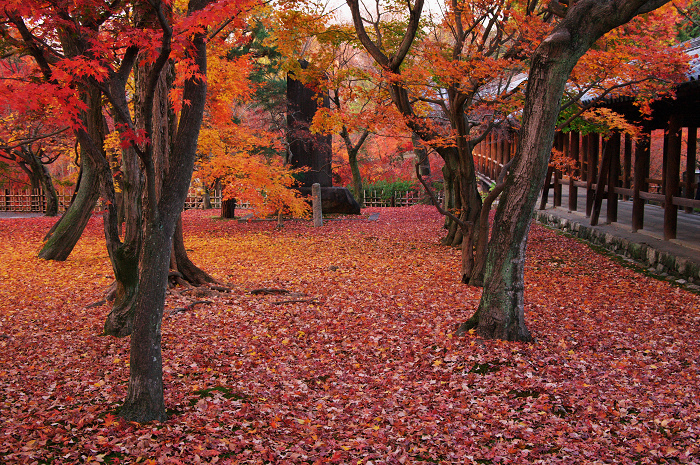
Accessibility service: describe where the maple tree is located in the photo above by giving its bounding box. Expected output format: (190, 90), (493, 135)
(470, 0), (685, 341)
(0, 56), (75, 215)
(0, 0), (256, 421)
(1, 209), (699, 462)
(345, 0), (688, 340)
(192, 13), (311, 222)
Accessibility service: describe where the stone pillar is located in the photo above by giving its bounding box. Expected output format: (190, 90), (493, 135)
(312, 183), (323, 227)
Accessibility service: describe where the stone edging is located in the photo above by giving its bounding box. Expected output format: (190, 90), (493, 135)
(533, 211), (700, 288)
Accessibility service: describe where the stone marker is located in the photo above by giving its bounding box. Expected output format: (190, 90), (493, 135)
(312, 183), (323, 227)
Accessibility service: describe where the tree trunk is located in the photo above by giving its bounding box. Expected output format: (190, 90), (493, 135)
(21, 148), (59, 217)
(221, 198), (236, 218)
(38, 163), (99, 259)
(340, 126), (369, 208)
(348, 149), (363, 207)
(119, 15), (209, 421)
(461, 0), (672, 341)
(119, 216), (171, 423)
(38, 91), (103, 261)
(172, 214), (217, 285)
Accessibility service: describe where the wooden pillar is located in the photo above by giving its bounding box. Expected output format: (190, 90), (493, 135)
(486, 133), (492, 177)
(606, 132), (621, 223)
(569, 132), (580, 212)
(632, 129), (651, 232)
(510, 133), (517, 165)
(554, 132), (563, 207)
(623, 134), (632, 200)
(662, 131), (668, 194)
(496, 136), (503, 179)
(540, 135), (555, 210)
(493, 137), (501, 179)
(581, 133), (589, 182)
(491, 134), (497, 179)
(591, 135), (616, 226)
(586, 133), (599, 217)
(664, 114), (682, 240)
(686, 126), (697, 213)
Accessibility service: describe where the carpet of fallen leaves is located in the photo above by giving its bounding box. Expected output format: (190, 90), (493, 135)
(1, 206), (699, 464)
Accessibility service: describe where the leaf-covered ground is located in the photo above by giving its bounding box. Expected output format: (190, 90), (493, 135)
(1, 206), (699, 464)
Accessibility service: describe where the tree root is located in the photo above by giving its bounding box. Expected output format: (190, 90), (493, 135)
(273, 298), (320, 305)
(250, 288), (290, 295)
(454, 311), (480, 337)
(168, 300), (212, 316)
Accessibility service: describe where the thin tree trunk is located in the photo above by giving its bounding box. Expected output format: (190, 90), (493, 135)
(119, 16), (209, 421)
(348, 149), (363, 206)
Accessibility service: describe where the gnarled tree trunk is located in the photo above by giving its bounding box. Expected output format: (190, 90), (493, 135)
(39, 90), (104, 260)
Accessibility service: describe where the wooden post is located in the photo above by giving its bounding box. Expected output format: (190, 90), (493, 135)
(591, 136), (615, 226)
(486, 132), (493, 178)
(623, 134), (632, 200)
(504, 137), (512, 168)
(569, 132), (580, 212)
(540, 166), (554, 210)
(686, 126), (697, 213)
(554, 132), (563, 207)
(312, 183), (323, 227)
(606, 132), (621, 223)
(664, 115), (682, 240)
(495, 137), (502, 180)
(586, 133), (599, 217)
(632, 129), (651, 232)
(581, 133), (589, 182)
(661, 130), (668, 195)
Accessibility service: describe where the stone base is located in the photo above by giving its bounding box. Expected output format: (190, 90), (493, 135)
(533, 211), (700, 287)
(298, 186), (361, 215)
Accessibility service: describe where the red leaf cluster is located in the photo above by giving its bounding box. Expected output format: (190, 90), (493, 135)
(0, 207), (698, 463)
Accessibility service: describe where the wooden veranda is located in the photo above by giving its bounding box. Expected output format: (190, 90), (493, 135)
(473, 38), (700, 242)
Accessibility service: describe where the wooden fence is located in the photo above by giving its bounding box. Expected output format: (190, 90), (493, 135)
(2, 187), (441, 213)
(0, 188), (77, 213)
(363, 189), (442, 207)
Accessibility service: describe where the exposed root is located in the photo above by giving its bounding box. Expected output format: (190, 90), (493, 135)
(250, 288), (290, 295)
(168, 300), (212, 316)
(273, 298), (320, 305)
